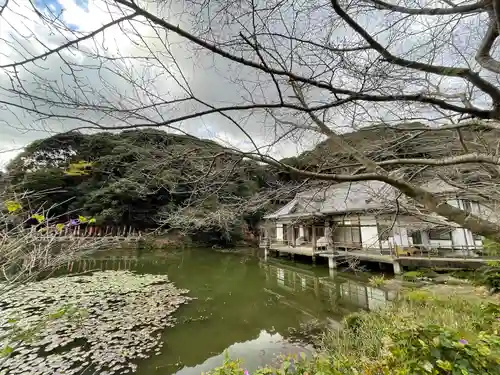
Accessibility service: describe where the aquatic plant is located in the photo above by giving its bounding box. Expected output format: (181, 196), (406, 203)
(402, 270), (423, 281)
(368, 274), (385, 287)
(0, 270), (191, 374)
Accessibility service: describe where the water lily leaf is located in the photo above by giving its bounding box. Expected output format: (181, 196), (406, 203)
(0, 345), (14, 357)
(0, 270), (191, 374)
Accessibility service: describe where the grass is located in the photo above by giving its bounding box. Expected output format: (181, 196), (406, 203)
(321, 290), (494, 359)
(206, 288), (500, 375)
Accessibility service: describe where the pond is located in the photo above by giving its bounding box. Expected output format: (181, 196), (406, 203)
(1, 248), (397, 375)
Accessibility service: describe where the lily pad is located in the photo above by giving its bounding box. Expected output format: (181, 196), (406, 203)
(0, 271), (191, 374)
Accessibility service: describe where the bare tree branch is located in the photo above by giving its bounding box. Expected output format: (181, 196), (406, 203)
(362, 0), (487, 15)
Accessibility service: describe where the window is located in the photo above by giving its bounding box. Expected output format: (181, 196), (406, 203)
(462, 200), (472, 214)
(269, 226), (276, 238)
(377, 224), (393, 241)
(332, 226), (361, 246)
(315, 226), (325, 238)
(428, 228), (452, 241)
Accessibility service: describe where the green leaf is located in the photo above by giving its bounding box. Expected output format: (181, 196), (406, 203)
(64, 160), (93, 176)
(31, 214), (45, 223)
(436, 360), (452, 371)
(422, 361), (433, 373)
(55, 223), (64, 232)
(5, 200), (21, 213)
(48, 307), (67, 320)
(0, 346), (13, 357)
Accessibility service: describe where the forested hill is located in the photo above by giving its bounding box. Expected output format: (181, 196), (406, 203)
(6, 130), (279, 242)
(7, 123), (491, 243)
(278, 122), (497, 187)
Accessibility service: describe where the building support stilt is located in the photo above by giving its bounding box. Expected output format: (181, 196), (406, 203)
(392, 259), (402, 275)
(328, 256), (337, 270)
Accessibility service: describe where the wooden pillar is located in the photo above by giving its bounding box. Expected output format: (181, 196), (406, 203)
(325, 219), (333, 251)
(291, 225), (296, 247)
(312, 224), (317, 254)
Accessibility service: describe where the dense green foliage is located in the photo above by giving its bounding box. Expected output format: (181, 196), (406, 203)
(206, 291), (500, 375)
(477, 262), (500, 293)
(6, 130), (275, 244)
(483, 239), (500, 256)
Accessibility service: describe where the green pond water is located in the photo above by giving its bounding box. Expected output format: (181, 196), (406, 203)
(58, 248), (396, 375)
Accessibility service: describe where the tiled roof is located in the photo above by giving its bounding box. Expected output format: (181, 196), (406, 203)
(264, 180), (396, 219)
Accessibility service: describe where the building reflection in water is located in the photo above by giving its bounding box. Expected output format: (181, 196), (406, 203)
(259, 260), (396, 313)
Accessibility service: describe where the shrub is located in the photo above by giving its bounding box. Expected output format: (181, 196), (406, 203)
(478, 263), (500, 292)
(402, 270), (423, 281)
(483, 238), (500, 256)
(323, 292), (500, 374)
(404, 289), (433, 302)
(207, 293), (500, 375)
(343, 312), (364, 332)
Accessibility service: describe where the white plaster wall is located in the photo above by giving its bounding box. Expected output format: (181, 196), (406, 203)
(359, 217), (380, 249)
(420, 231), (430, 245)
(360, 226), (379, 249)
(451, 228), (475, 248)
(276, 224), (284, 241)
(451, 228), (466, 247)
(299, 226), (305, 238)
(392, 225), (410, 247)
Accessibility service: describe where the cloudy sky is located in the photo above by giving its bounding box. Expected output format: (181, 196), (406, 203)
(0, 0), (490, 169)
(0, 0), (320, 169)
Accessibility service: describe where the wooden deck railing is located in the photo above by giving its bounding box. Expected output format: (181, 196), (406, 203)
(260, 237), (489, 260)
